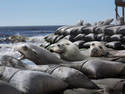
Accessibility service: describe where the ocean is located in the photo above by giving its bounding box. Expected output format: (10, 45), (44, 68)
(0, 25), (61, 38)
(0, 25), (62, 64)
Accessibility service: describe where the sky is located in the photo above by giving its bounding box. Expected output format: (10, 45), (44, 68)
(0, 0), (118, 26)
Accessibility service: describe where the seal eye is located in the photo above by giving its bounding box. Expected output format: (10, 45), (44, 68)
(99, 46), (103, 49)
(22, 46), (28, 51)
(57, 44), (61, 47)
(92, 43), (95, 46)
(65, 43), (70, 45)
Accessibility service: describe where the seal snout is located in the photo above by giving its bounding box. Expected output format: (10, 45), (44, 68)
(50, 49), (54, 52)
(91, 48), (99, 53)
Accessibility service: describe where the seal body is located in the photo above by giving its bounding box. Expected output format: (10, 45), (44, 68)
(21, 64), (99, 89)
(64, 88), (103, 94)
(0, 66), (67, 94)
(93, 78), (125, 94)
(49, 39), (85, 61)
(61, 59), (125, 79)
(0, 80), (21, 94)
(0, 55), (26, 69)
(15, 44), (63, 65)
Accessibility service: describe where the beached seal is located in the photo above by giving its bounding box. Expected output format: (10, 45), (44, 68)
(82, 59), (125, 79)
(107, 50), (125, 63)
(44, 33), (59, 44)
(73, 40), (85, 48)
(0, 56), (99, 89)
(72, 34), (85, 41)
(15, 44), (63, 65)
(0, 80), (22, 94)
(110, 34), (123, 41)
(69, 25), (91, 36)
(81, 26), (96, 34)
(117, 25), (125, 35)
(63, 88), (103, 94)
(0, 66), (67, 94)
(104, 25), (121, 35)
(49, 39), (86, 61)
(84, 33), (96, 42)
(93, 78), (125, 94)
(89, 41), (108, 57)
(0, 55), (26, 69)
(102, 18), (114, 25)
(61, 59), (125, 79)
(55, 19), (84, 35)
(25, 64), (99, 89)
(105, 41), (123, 50)
(94, 24), (114, 34)
(96, 34), (104, 41)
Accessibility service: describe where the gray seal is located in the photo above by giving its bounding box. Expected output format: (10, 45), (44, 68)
(0, 66), (67, 94)
(62, 59), (125, 79)
(0, 55), (26, 69)
(21, 64), (99, 89)
(49, 39), (86, 61)
(0, 80), (21, 94)
(63, 88), (103, 94)
(15, 44), (64, 65)
(93, 78), (125, 94)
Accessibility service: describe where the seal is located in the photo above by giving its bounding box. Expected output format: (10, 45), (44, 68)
(61, 59), (125, 79)
(0, 66), (67, 94)
(73, 34), (85, 41)
(0, 55), (26, 69)
(49, 39), (86, 61)
(14, 44), (63, 65)
(89, 41), (108, 57)
(105, 41), (123, 50)
(44, 33), (58, 44)
(84, 41), (125, 61)
(82, 59), (125, 79)
(73, 40), (85, 48)
(0, 80), (22, 94)
(104, 25), (121, 36)
(93, 78), (125, 94)
(84, 33), (96, 42)
(21, 64), (99, 89)
(102, 18), (114, 25)
(111, 34), (123, 41)
(0, 56), (98, 89)
(64, 88), (103, 94)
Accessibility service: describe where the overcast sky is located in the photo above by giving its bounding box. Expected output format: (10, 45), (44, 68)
(0, 0), (117, 26)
